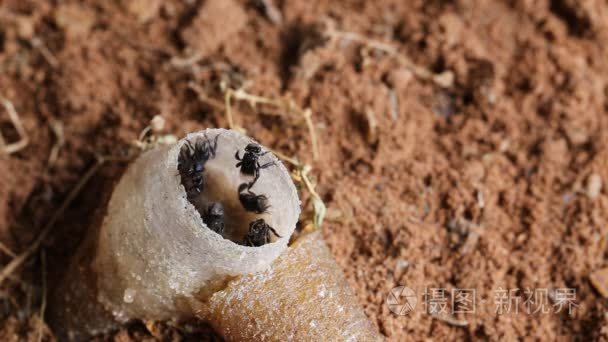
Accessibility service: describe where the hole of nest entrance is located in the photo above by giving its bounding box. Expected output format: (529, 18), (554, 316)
(177, 134), (282, 246)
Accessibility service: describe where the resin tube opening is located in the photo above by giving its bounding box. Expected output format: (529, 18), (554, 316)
(93, 129), (300, 318)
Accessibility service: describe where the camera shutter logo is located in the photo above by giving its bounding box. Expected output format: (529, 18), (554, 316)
(387, 286), (417, 315)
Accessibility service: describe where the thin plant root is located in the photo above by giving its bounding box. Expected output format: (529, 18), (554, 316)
(323, 22), (454, 88)
(273, 151), (326, 231)
(302, 108), (320, 160)
(226, 88), (320, 160)
(300, 164), (326, 230)
(224, 88), (246, 133)
(132, 115), (177, 151)
(188, 82), (321, 161)
(0, 97), (29, 155)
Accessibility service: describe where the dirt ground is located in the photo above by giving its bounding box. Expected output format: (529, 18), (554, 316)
(1, 0), (608, 340)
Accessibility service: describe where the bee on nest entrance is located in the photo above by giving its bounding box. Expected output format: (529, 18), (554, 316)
(177, 131), (281, 246)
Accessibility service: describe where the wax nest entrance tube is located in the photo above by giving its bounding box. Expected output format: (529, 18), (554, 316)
(49, 129), (382, 341)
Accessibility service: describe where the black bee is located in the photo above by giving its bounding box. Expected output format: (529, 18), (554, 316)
(243, 218), (281, 247)
(202, 202), (225, 234)
(235, 143), (276, 188)
(238, 183), (270, 214)
(178, 134), (220, 198)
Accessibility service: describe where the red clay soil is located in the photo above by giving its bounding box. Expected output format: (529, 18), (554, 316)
(1, 0), (608, 340)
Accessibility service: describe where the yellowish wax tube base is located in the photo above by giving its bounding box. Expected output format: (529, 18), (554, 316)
(196, 230), (383, 341)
